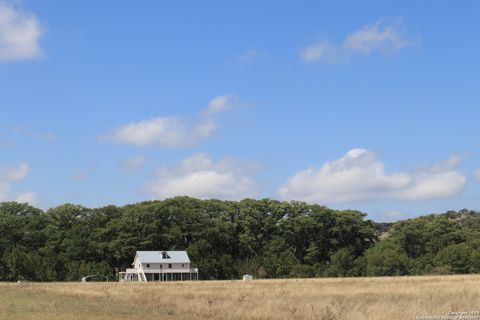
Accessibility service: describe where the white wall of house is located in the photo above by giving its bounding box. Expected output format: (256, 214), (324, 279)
(142, 263), (189, 270)
(132, 254), (191, 273)
(133, 255), (141, 269)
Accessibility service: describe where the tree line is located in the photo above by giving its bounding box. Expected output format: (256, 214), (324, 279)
(0, 197), (479, 281)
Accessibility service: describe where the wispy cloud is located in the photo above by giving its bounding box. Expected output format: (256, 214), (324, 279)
(299, 41), (337, 63)
(71, 171), (89, 182)
(279, 149), (465, 204)
(42, 132), (56, 142)
(0, 163), (29, 181)
(146, 153), (259, 200)
(99, 95), (238, 148)
(300, 17), (420, 64)
(343, 18), (419, 54)
(0, 3), (43, 63)
(71, 165), (96, 182)
(0, 163), (39, 205)
(378, 210), (410, 222)
(99, 116), (215, 147)
(231, 49), (265, 64)
(122, 156), (147, 172)
(203, 94), (237, 116)
(475, 170), (480, 183)
(8, 125), (55, 143)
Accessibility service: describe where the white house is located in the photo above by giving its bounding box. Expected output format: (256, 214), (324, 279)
(119, 250), (199, 282)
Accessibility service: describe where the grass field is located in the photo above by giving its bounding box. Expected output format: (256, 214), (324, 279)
(1, 275), (479, 320)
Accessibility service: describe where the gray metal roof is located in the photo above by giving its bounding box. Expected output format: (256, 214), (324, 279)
(136, 251), (191, 264)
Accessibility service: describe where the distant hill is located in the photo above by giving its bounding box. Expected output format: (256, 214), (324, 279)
(373, 209), (480, 236)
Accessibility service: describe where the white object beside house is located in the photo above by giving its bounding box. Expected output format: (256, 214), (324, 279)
(119, 250), (199, 282)
(242, 274), (253, 281)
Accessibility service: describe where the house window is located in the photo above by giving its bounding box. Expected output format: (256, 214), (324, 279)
(182, 264), (185, 268)
(146, 264), (150, 268)
(168, 264), (172, 269)
(160, 264), (163, 269)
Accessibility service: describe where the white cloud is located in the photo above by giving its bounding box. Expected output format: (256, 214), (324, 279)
(204, 95), (237, 116)
(343, 18), (418, 54)
(42, 132), (56, 142)
(0, 163), (29, 181)
(300, 17), (419, 63)
(475, 170), (480, 183)
(71, 165), (96, 182)
(7, 126), (56, 143)
(299, 41), (338, 63)
(71, 170), (89, 182)
(232, 49), (264, 64)
(122, 155), (146, 172)
(278, 149), (466, 204)
(0, 3), (43, 63)
(379, 210), (409, 222)
(0, 163), (38, 205)
(99, 116), (215, 147)
(146, 153), (258, 200)
(100, 95), (236, 147)
(14, 190), (39, 205)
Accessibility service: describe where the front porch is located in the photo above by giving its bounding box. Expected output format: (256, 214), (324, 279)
(119, 268), (199, 282)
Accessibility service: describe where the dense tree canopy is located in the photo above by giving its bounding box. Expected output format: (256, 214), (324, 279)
(0, 199), (478, 281)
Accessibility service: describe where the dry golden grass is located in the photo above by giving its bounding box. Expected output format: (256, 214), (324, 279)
(1, 275), (479, 320)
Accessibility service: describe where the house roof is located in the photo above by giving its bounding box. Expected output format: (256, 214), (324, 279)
(136, 251), (191, 264)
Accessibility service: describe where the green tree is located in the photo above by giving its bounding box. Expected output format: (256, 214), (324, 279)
(365, 241), (411, 276)
(324, 248), (365, 277)
(434, 243), (480, 274)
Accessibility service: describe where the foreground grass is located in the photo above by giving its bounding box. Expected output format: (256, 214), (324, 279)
(1, 275), (479, 320)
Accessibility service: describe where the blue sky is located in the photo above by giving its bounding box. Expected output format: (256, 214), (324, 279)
(1, 0), (479, 221)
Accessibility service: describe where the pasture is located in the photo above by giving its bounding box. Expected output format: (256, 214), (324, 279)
(1, 275), (479, 320)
